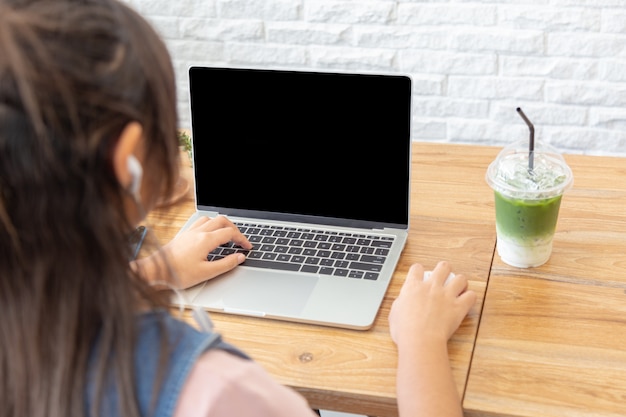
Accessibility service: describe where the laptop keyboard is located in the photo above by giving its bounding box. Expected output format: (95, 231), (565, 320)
(207, 222), (395, 281)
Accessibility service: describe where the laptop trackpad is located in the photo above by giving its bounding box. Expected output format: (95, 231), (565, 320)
(189, 268), (318, 316)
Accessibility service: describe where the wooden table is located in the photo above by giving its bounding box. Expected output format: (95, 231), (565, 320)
(464, 152), (626, 417)
(148, 142), (626, 416)
(148, 142), (497, 416)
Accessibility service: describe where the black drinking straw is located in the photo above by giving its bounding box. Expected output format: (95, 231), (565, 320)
(516, 107), (535, 172)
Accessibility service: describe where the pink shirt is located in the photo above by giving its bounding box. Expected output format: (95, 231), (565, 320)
(173, 348), (319, 417)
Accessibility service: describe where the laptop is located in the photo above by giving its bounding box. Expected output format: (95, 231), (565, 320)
(178, 66), (412, 330)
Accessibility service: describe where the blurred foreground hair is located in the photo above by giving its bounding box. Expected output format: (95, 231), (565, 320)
(0, 0), (179, 416)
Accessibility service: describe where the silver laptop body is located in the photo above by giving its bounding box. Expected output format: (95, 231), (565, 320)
(178, 66), (412, 330)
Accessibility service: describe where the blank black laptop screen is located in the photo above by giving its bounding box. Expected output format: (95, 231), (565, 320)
(189, 67), (411, 228)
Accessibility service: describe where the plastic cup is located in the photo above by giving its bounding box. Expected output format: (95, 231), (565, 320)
(486, 140), (574, 268)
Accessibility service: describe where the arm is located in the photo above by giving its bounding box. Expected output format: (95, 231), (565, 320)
(389, 261), (476, 417)
(132, 216), (252, 289)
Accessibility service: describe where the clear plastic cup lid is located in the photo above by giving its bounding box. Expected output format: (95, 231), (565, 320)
(486, 140), (574, 200)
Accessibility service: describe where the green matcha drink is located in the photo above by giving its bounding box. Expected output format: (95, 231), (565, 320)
(486, 140), (573, 268)
(493, 191), (562, 267)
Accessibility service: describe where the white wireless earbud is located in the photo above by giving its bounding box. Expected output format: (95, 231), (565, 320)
(127, 155), (143, 198)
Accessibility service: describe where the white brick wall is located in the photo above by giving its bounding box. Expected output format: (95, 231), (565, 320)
(125, 0), (626, 156)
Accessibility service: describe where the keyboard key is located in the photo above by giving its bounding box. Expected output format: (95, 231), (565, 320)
(349, 262), (382, 272)
(360, 255), (386, 264)
(243, 258), (300, 271)
(334, 260), (349, 268)
(274, 246), (289, 253)
(333, 269), (349, 277)
(364, 272), (379, 280)
(348, 270), (364, 279)
(371, 240), (392, 248)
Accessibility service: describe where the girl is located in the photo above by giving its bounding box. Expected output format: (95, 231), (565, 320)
(0, 1), (475, 416)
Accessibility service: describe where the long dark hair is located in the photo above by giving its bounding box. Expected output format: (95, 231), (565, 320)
(0, 0), (180, 416)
